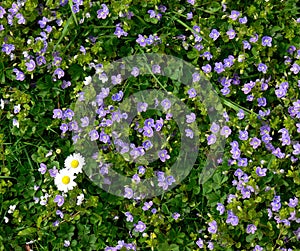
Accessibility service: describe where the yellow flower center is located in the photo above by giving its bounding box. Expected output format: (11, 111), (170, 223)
(62, 176), (70, 185)
(71, 160), (79, 168)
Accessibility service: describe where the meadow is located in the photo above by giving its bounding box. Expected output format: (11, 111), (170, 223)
(0, 0), (300, 250)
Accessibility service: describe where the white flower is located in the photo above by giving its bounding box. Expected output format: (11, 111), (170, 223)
(76, 193), (84, 205)
(0, 99), (4, 109)
(64, 153), (85, 174)
(4, 216), (9, 223)
(54, 168), (77, 193)
(83, 76), (92, 85)
(8, 205), (16, 214)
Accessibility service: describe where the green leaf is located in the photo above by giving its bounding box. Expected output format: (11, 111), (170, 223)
(17, 227), (36, 236)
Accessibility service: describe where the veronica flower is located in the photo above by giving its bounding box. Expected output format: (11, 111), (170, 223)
(257, 63), (267, 73)
(97, 4), (109, 19)
(134, 221), (146, 232)
(54, 68), (64, 79)
(209, 29), (220, 41)
(229, 10), (240, 20)
(187, 88), (197, 98)
(208, 220), (218, 234)
(239, 16), (248, 24)
(158, 149), (170, 162)
(136, 34), (147, 47)
(25, 59), (36, 71)
(262, 36), (272, 47)
(246, 224), (257, 234)
(54, 195), (64, 207)
(226, 29), (236, 39)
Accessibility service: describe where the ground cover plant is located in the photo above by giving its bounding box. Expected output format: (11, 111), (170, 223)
(0, 0), (300, 250)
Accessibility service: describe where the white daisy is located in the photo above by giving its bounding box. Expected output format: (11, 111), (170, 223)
(64, 153), (85, 174)
(54, 168), (77, 193)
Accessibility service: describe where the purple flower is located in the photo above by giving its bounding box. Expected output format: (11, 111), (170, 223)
(185, 128), (194, 139)
(229, 10), (240, 20)
(210, 122), (220, 133)
(64, 109), (74, 120)
(161, 99), (171, 110)
(262, 36), (272, 47)
(89, 130), (99, 141)
(196, 238), (204, 248)
(226, 210), (239, 226)
(202, 64), (212, 73)
(224, 56), (234, 68)
(56, 210), (64, 219)
(271, 196), (281, 212)
(238, 157), (248, 167)
(2, 44), (15, 55)
(192, 72), (200, 82)
(143, 126), (153, 137)
(54, 68), (64, 79)
(187, 0), (195, 5)
(237, 109), (245, 119)
(136, 34), (147, 47)
(187, 12), (193, 20)
(288, 197), (298, 208)
(250, 33), (259, 43)
(134, 221), (146, 232)
(111, 74), (122, 85)
(137, 102), (148, 113)
(52, 220), (59, 227)
(220, 126), (231, 138)
(296, 123), (300, 133)
(207, 134), (217, 145)
(142, 201), (153, 211)
(291, 63), (300, 74)
(49, 166), (58, 177)
(253, 245), (263, 251)
(239, 130), (248, 140)
(61, 80), (71, 89)
(54, 195), (64, 207)
(216, 203), (225, 215)
(36, 56), (46, 66)
(25, 59), (36, 72)
(131, 67), (140, 77)
(53, 109), (63, 119)
(114, 26), (128, 38)
(246, 224), (257, 234)
(60, 123), (68, 134)
(187, 88), (197, 98)
(165, 176), (175, 186)
(209, 29), (220, 41)
(243, 40), (251, 50)
(202, 51), (213, 60)
(172, 212), (180, 220)
(38, 17), (48, 28)
(124, 187), (133, 199)
(257, 63), (267, 73)
(186, 113), (196, 123)
(124, 212), (133, 222)
(152, 64), (161, 74)
(0, 6), (6, 18)
(226, 29), (236, 39)
(208, 220), (218, 234)
(158, 149), (170, 162)
(214, 62), (224, 74)
(239, 16), (248, 24)
(97, 4), (109, 19)
(38, 163), (47, 174)
(100, 131), (110, 143)
(256, 167), (267, 177)
(293, 143), (300, 155)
